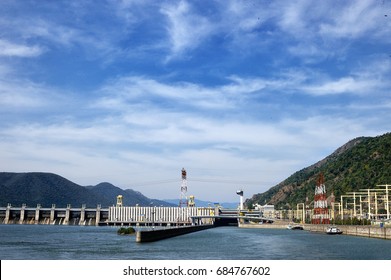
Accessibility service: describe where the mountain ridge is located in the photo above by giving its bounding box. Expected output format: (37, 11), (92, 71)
(0, 172), (174, 208)
(246, 133), (391, 209)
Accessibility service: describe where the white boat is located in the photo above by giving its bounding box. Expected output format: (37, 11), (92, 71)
(326, 226), (343, 235)
(287, 224), (304, 230)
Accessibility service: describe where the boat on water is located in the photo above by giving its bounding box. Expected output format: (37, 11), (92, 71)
(326, 226), (343, 235)
(287, 224), (304, 230)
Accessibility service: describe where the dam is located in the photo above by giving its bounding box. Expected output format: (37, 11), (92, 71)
(0, 204), (108, 226)
(0, 203), (271, 227)
(0, 204), (219, 226)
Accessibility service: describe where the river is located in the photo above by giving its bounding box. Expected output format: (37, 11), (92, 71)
(1, 224), (390, 260)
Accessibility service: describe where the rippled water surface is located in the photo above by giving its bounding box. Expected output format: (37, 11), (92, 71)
(1, 225), (390, 260)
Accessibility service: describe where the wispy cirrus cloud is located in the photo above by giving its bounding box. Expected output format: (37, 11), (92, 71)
(319, 0), (389, 39)
(160, 0), (215, 59)
(301, 76), (380, 96)
(96, 76), (240, 110)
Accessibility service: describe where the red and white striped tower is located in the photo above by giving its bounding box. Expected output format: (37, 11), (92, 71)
(312, 173), (330, 224)
(179, 168), (188, 207)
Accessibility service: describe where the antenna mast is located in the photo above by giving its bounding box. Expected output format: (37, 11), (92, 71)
(312, 173), (330, 224)
(179, 168), (188, 207)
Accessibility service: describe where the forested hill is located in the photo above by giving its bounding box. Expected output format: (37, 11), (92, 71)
(246, 132), (391, 209)
(0, 172), (174, 207)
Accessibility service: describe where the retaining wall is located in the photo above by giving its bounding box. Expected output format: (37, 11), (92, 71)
(136, 224), (214, 243)
(239, 222), (391, 240)
(305, 224), (391, 240)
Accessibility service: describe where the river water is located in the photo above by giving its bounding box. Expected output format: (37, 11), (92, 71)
(0, 224), (390, 260)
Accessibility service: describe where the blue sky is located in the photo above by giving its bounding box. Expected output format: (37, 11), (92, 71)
(1, 0), (391, 203)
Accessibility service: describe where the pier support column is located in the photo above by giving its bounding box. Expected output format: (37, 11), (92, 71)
(35, 204), (41, 225)
(50, 204), (56, 224)
(64, 204), (71, 225)
(79, 204), (86, 225)
(4, 203), (11, 224)
(19, 204), (26, 224)
(95, 204), (101, 226)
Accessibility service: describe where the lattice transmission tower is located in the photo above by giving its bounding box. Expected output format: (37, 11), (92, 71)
(312, 173), (330, 224)
(179, 168), (188, 207)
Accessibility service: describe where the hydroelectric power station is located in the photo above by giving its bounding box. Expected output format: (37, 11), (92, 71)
(0, 168), (261, 227)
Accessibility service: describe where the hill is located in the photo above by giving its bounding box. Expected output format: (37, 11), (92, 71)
(0, 172), (174, 208)
(87, 182), (174, 207)
(246, 132), (391, 209)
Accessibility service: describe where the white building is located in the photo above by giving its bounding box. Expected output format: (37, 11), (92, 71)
(253, 204), (275, 218)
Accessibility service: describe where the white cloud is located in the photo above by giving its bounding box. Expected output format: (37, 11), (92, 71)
(0, 78), (73, 110)
(160, 0), (214, 59)
(0, 39), (44, 57)
(274, 0), (391, 61)
(319, 0), (385, 39)
(302, 77), (373, 95)
(300, 56), (391, 96)
(96, 76), (239, 110)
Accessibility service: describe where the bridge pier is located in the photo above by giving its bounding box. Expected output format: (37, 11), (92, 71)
(4, 204), (11, 224)
(64, 204), (71, 225)
(50, 204), (56, 224)
(34, 204), (41, 225)
(19, 204), (26, 224)
(95, 205), (101, 226)
(79, 204), (86, 225)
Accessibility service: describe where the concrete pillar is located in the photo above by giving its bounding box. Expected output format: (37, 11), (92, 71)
(79, 204), (86, 225)
(237, 190), (244, 211)
(50, 204), (56, 224)
(95, 204), (101, 226)
(19, 204), (26, 224)
(35, 204), (41, 225)
(64, 204), (71, 225)
(4, 203), (11, 224)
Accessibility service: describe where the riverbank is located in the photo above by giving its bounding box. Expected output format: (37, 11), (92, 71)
(239, 221), (391, 240)
(238, 220), (291, 229)
(305, 224), (391, 240)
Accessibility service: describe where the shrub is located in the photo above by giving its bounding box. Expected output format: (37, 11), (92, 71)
(117, 227), (135, 235)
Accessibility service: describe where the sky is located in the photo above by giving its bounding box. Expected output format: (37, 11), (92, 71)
(1, 0), (391, 203)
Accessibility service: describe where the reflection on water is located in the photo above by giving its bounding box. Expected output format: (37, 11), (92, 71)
(0, 225), (390, 260)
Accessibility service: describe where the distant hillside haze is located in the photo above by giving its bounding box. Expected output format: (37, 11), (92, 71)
(246, 132), (391, 209)
(0, 172), (174, 208)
